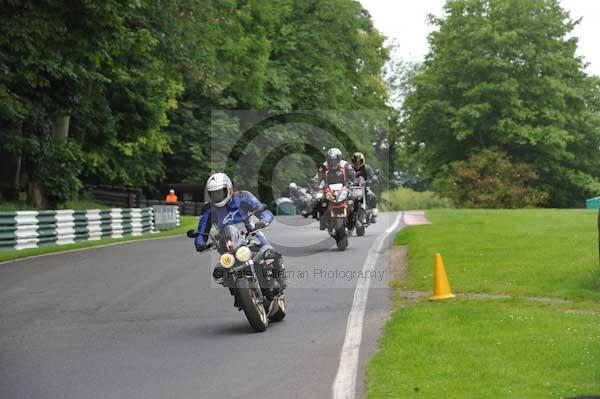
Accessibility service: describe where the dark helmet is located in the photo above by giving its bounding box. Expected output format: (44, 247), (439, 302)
(351, 152), (365, 169)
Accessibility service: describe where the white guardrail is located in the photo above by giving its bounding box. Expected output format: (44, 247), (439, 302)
(0, 208), (156, 251)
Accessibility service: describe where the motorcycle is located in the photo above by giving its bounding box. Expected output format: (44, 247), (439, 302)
(291, 187), (315, 218)
(187, 209), (286, 332)
(323, 183), (350, 251)
(349, 177), (373, 237)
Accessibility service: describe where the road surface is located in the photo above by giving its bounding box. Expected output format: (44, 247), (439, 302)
(0, 212), (403, 399)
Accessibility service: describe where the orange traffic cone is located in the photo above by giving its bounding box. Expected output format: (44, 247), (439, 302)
(430, 253), (456, 300)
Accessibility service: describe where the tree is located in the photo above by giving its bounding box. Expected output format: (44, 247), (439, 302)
(0, 1), (177, 206)
(0, 0), (392, 207)
(403, 0), (600, 207)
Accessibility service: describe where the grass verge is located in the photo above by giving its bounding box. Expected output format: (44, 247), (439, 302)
(394, 209), (599, 301)
(0, 216), (197, 263)
(368, 209), (600, 398)
(367, 298), (600, 399)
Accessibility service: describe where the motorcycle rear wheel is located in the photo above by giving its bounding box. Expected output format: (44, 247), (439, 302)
(236, 278), (268, 332)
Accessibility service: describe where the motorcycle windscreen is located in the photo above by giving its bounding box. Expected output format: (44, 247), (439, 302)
(328, 183), (343, 192)
(216, 224), (244, 253)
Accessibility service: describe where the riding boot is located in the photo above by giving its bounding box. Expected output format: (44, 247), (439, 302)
(264, 248), (288, 292)
(319, 214), (326, 230)
(371, 208), (378, 223)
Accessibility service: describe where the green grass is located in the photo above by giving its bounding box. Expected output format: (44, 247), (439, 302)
(381, 188), (451, 211)
(367, 298), (600, 399)
(368, 209), (600, 398)
(394, 209), (600, 300)
(0, 216), (197, 262)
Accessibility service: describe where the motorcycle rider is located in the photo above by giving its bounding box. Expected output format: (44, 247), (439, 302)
(288, 182), (311, 216)
(351, 152), (378, 223)
(194, 172), (288, 296)
(318, 148), (355, 185)
(317, 148), (355, 230)
(288, 182), (301, 202)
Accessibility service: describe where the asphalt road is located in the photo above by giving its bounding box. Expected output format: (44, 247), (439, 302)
(0, 212), (403, 399)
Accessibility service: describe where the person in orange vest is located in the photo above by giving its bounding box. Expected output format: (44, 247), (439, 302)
(165, 189), (178, 204)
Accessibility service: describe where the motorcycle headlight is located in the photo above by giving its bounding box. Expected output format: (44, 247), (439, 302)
(219, 253), (235, 269)
(235, 246), (251, 262)
(338, 191), (348, 201)
(316, 192), (323, 199)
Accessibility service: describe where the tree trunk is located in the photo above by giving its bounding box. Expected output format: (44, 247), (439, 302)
(52, 112), (70, 139)
(12, 154), (22, 199)
(29, 111), (71, 209)
(29, 181), (48, 209)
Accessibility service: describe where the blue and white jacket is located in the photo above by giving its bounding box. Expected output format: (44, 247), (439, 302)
(195, 191), (273, 247)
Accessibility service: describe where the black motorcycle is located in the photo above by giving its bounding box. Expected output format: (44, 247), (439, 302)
(349, 177), (373, 237)
(291, 187), (315, 218)
(187, 212), (286, 332)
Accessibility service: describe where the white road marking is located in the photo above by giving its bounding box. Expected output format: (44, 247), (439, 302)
(332, 212), (404, 399)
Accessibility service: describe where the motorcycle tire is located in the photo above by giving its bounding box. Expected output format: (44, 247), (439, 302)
(336, 236), (348, 251)
(269, 296), (286, 322)
(335, 220), (348, 251)
(356, 224), (365, 236)
(236, 278), (268, 332)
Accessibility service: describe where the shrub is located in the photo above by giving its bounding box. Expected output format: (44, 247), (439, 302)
(381, 188), (452, 211)
(433, 149), (548, 208)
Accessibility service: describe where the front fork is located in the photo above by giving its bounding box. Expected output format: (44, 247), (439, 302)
(223, 261), (265, 306)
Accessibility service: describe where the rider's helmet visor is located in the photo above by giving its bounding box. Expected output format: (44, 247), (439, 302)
(209, 188), (228, 204)
(328, 157), (340, 169)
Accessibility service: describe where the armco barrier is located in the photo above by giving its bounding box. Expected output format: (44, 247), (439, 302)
(0, 208), (154, 251)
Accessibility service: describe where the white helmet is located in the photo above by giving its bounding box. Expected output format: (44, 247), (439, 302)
(206, 172), (233, 207)
(326, 147), (342, 168)
(289, 182), (298, 191)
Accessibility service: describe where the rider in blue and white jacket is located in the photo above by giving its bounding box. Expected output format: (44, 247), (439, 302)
(195, 172), (287, 292)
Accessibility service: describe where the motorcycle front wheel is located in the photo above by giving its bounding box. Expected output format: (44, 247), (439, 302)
(334, 218), (348, 251)
(356, 223), (365, 237)
(269, 296), (286, 322)
(356, 210), (366, 236)
(236, 278), (268, 332)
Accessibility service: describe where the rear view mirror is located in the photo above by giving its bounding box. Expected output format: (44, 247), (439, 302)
(186, 229), (200, 238)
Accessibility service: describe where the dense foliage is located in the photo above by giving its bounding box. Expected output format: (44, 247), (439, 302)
(0, 0), (390, 207)
(433, 149), (547, 208)
(401, 0), (600, 207)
